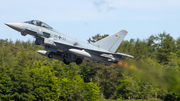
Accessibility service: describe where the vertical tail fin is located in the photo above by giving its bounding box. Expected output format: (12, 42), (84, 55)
(94, 30), (127, 53)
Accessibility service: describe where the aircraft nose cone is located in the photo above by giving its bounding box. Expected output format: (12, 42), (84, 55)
(4, 22), (23, 32)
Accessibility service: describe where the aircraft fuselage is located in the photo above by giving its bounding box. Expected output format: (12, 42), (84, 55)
(5, 20), (133, 65)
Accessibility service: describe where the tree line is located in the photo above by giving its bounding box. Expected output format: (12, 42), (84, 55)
(0, 32), (180, 100)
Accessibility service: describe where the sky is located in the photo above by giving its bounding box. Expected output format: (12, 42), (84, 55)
(1, 0), (180, 43)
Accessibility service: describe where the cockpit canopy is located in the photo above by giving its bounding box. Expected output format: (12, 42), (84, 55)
(24, 20), (53, 29)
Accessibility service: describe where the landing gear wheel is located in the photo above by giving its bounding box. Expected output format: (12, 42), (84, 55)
(63, 59), (70, 65)
(76, 58), (82, 65)
(48, 53), (53, 58)
(21, 31), (27, 36)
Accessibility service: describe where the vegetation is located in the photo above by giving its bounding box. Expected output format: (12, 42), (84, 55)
(0, 32), (180, 100)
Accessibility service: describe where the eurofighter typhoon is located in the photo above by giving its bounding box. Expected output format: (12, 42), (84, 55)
(5, 20), (134, 65)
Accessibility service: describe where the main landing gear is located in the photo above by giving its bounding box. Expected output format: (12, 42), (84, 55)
(63, 58), (82, 65)
(47, 52), (83, 65)
(75, 58), (82, 65)
(63, 59), (70, 65)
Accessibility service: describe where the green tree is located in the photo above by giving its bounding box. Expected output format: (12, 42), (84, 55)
(156, 33), (176, 64)
(29, 62), (61, 101)
(88, 34), (109, 43)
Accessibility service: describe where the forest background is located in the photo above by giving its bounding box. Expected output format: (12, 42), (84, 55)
(0, 32), (180, 101)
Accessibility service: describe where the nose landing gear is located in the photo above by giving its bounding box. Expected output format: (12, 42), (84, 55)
(48, 53), (53, 58)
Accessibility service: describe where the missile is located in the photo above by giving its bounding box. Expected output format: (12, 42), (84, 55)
(38, 50), (49, 56)
(69, 49), (104, 61)
(69, 49), (91, 58)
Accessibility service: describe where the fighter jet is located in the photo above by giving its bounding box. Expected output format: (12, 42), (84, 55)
(5, 20), (134, 65)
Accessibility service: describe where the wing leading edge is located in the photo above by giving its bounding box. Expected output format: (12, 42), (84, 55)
(113, 52), (134, 59)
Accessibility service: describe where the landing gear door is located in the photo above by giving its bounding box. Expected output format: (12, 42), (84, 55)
(35, 37), (44, 45)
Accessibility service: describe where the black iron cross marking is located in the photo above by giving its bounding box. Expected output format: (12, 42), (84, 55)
(59, 36), (62, 39)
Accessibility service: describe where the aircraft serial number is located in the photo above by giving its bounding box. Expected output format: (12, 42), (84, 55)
(54, 34), (66, 41)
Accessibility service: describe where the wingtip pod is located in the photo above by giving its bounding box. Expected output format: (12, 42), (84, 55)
(120, 30), (128, 34)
